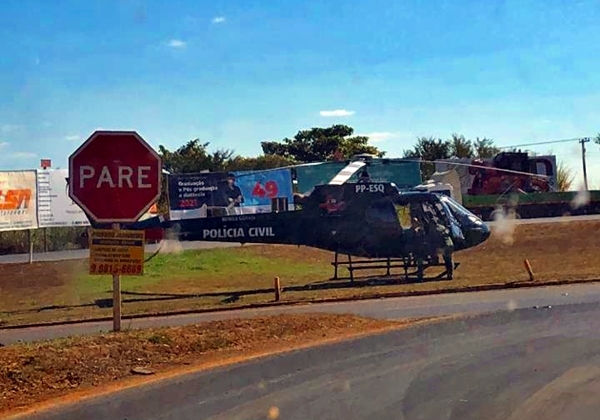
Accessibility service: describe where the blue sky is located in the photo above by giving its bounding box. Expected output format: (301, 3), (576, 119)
(2, 0), (600, 189)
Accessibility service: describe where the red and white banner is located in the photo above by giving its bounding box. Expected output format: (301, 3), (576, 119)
(0, 170), (38, 231)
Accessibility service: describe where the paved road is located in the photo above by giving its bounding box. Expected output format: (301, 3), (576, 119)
(3, 281), (600, 345)
(17, 300), (600, 420)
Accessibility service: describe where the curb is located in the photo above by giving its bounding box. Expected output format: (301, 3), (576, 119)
(2, 278), (600, 331)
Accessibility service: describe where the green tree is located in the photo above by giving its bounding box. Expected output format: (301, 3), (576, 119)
(224, 154), (296, 171)
(261, 124), (385, 162)
(402, 137), (452, 179)
(473, 137), (501, 158)
(159, 139), (234, 173)
(448, 133), (474, 158)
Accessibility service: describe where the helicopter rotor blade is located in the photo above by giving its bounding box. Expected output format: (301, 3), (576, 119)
(404, 158), (553, 180)
(329, 161), (366, 185)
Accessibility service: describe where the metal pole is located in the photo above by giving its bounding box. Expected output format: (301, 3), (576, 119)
(581, 137), (590, 191)
(28, 229), (33, 264)
(112, 222), (122, 332)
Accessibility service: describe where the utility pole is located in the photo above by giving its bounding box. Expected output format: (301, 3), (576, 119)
(580, 137), (590, 191)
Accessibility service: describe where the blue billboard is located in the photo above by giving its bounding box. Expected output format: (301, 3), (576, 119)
(167, 168), (295, 219)
(233, 167), (294, 211)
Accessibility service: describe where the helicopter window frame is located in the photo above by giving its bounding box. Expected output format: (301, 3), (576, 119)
(438, 195), (483, 225)
(365, 200), (401, 225)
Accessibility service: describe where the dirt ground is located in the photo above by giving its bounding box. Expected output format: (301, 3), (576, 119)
(0, 313), (408, 416)
(1, 219), (599, 326)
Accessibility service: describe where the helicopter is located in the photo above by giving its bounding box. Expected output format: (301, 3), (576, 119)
(92, 158), (492, 280)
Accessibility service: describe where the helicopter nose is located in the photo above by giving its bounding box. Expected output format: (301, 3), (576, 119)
(467, 222), (491, 246)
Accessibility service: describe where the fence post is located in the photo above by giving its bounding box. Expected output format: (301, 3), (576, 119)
(274, 276), (281, 302)
(523, 259), (535, 281)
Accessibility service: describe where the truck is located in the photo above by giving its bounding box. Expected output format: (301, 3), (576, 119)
(418, 151), (600, 221)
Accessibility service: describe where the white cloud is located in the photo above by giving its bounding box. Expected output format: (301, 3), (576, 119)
(360, 132), (397, 142)
(9, 152), (36, 158)
(65, 134), (80, 141)
(166, 39), (186, 49)
(358, 130), (416, 143)
(319, 109), (355, 117)
(0, 141), (8, 148)
(212, 16), (226, 23)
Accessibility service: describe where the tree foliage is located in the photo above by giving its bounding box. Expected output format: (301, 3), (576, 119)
(402, 133), (501, 179)
(158, 140), (234, 174)
(224, 154), (296, 171)
(402, 133), (500, 161)
(261, 124), (385, 162)
(556, 160), (575, 192)
(158, 139), (294, 174)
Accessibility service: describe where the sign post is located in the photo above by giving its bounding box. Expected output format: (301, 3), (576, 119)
(111, 223), (121, 331)
(69, 130), (161, 332)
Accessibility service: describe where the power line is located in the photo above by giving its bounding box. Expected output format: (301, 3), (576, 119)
(499, 137), (584, 150)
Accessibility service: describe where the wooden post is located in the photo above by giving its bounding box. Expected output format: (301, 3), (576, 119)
(523, 259), (535, 281)
(112, 223), (122, 332)
(274, 276), (281, 302)
(43, 228), (48, 253)
(333, 252), (339, 280)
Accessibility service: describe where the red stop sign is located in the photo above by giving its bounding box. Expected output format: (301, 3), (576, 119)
(68, 130), (162, 223)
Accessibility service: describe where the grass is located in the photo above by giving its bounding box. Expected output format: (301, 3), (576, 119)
(75, 245), (330, 298)
(1, 219), (600, 327)
(0, 313), (409, 416)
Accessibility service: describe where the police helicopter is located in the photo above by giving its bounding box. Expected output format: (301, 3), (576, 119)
(92, 156), (492, 281)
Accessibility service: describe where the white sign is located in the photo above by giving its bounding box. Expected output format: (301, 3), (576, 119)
(355, 183), (386, 193)
(202, 227), (276, 239)
(79, 165), (153, 189)
(37, 169), (90, 228)
(0, 170), (38, 232)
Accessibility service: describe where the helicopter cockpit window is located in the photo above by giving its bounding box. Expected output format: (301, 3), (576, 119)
(439, 195), (483, 225)
(366, 202), (399, 225)
(420, 201), (445, 222)
(394, 204), (412, 229)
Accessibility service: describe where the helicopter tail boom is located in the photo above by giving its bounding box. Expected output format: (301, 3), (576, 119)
(169, 211), (302, 245)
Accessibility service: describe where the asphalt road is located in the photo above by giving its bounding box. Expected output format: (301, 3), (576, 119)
(3, 281), (600, 345)
(18, 300), (600, 420)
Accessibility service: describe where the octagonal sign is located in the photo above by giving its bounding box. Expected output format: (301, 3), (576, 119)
(68, 130), (162, 223)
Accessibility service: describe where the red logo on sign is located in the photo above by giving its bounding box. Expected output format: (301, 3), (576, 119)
(68, 130), (162, 223)
(251, 180), (279, 199)
(0, 189), (32, 210)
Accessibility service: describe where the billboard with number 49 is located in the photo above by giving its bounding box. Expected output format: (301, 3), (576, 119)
(167, 168), (294, 220)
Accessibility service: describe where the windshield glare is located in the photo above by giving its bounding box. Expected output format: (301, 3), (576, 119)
(439, 195), (481, 223)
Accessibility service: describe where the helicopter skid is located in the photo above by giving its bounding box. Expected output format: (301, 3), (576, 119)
(331, 252), (459, 283)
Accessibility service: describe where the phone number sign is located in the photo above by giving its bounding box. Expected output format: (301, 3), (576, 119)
(89, 229), (145, 276)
